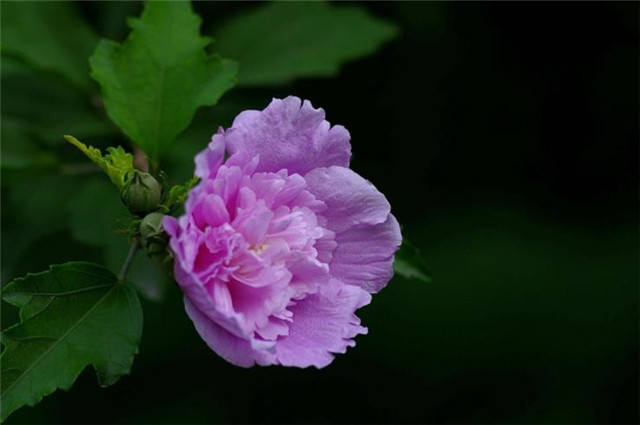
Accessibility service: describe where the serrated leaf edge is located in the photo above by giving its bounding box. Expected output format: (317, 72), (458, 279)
(0, 263), (141, 421)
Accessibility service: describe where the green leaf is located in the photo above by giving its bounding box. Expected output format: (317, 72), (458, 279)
(0, 262), (143, 421)
(394, 238), (432, 283)
(64, 135), (135, 190)
(0, 1), (98, 89)
(90, 1), (237, 159)
(214, 2), (398, 87)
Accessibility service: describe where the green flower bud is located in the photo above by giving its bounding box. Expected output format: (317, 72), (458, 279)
(140, 212), (166, 241)
(121, 171), (162, 216)
(139, 212), (174, 277)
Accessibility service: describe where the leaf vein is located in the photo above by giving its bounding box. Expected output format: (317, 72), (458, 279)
(1, 286), (117, 398)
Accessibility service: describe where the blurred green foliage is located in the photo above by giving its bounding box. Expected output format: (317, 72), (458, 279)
(1, 1), (638, 424)
(214, 1), (398, 86)
(1, 2), (97, 89)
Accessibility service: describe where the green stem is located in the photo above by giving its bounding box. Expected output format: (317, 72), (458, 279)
(118, 241), (139, 283)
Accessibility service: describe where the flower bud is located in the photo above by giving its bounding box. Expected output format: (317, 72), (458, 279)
(139, 212), (166, 241)
(139, 212), (173, 277)
(121, 171), (162, 216)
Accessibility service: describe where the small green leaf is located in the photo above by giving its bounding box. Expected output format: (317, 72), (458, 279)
(394, 239), (432, 283)
(0, 262), (143, 421)
(64, 135), (134, 190)
(1, 2), (98, 89)
(90, 1), (237, 159)
(164, 176), (199, 213)
(215, 2), (398, 86)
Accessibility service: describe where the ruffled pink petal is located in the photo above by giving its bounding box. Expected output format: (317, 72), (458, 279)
(225, 96), (351, 175)
(192, 194), (230, 229)
(172, 257), (248, 337)
(274, 279), (371, 368)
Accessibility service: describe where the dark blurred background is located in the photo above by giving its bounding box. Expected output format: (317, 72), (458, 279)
(2, 2), (638, 424)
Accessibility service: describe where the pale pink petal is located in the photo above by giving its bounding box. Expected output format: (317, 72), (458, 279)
(274, 279), (371, 368)
(225, 96), (351, 175)
(330, 215), (401, 293)
(304, 166), (391, 233)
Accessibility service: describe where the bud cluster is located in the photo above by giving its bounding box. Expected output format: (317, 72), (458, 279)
(119, 170), (174, 276)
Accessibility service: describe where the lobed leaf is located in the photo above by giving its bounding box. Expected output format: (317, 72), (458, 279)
(0, 262), (143, 421)
(215, 2), (398, 86)
(90, 1), (237, 159)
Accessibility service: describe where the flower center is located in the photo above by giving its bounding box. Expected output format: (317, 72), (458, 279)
(250, 243), (268, 255)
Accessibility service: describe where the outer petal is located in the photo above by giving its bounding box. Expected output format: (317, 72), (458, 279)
(274, 279), (371, 368)
(304, 166), (401, 292)
(225, 96), (351, 175)
(195, 130), (225, 179)
(304, 166), (391, 233)
(184, 298), (276, 368)
(330, 215), (401, 293)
